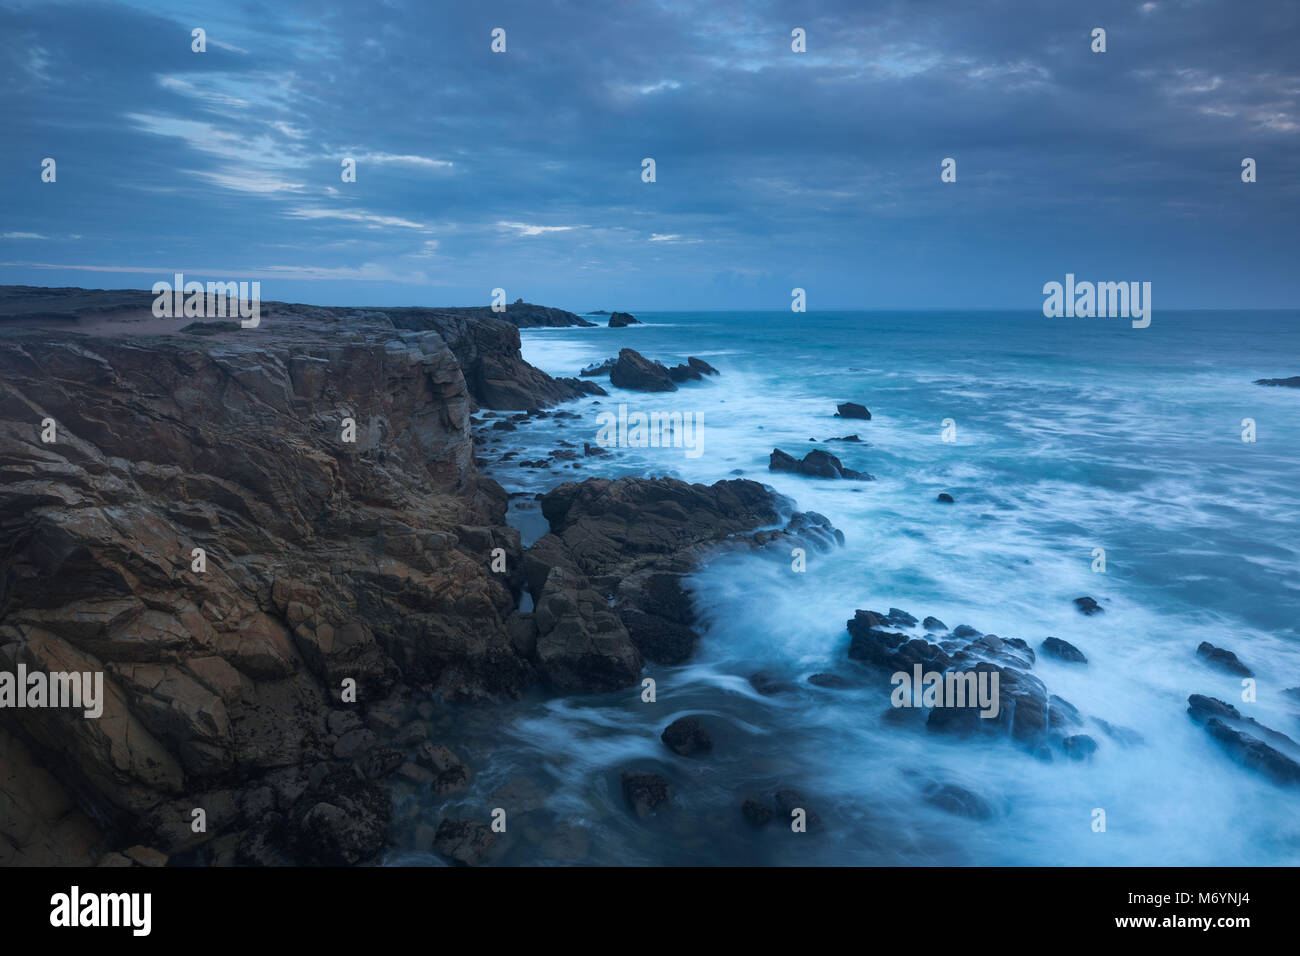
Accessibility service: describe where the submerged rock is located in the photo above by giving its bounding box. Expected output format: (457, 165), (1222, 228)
(924, 782), (994, 819)
(661, 716), (714, 756)
(621, 772), (672, 818)
(1073, 596), (1103, 616)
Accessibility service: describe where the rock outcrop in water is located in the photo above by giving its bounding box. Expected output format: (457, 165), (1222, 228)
(609, 348), (677, 391)
(843, 609), (1119, 758)
(1187, 695), (1300, 786)
(609, 312), (641, 328)
(582, 349), (719, 391)
(1254, 376), (1300, 388)
(522, 477), (842, 689)
(770, 448), (872, 480)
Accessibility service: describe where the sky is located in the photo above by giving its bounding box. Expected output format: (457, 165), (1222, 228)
(1, 0), (1298, 311)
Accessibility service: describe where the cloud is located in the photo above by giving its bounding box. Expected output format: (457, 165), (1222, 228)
(497, 222), (580, 237)
(287, 207), (432, 231)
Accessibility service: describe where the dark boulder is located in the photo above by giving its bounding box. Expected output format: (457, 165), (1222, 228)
(609, 312), (641, 327)
(621, 772), (672, 818)
(1073, 596), (1103, 616)
(433, 819), (497, 866)
(1041, 637), (1088, 663)
(836, 402), (871, 420)
(923, 616), (947, 631)
(1196, 641), (1253, 677)
(661, 716), (713, 756)
(936, 493), (954, 503)
(1255, 376), (1300, 387)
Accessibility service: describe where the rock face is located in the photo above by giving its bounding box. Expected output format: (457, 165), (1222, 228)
(608, 349), (677, 392)
(522, 477), (842, 689)
(608, 312), (641, 328)
(770, 448), (872, 480)
(0, 288), (602, 866)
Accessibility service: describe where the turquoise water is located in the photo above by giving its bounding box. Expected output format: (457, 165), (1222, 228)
(401, 310), (1300, 866)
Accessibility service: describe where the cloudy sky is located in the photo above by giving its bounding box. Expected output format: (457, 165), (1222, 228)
(1, 0), (1297, 310)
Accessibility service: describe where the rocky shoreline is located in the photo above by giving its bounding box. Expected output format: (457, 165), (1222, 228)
(2, 288), (1295, 867)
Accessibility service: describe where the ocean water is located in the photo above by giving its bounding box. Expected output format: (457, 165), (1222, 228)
(398, 310), (1300, 866)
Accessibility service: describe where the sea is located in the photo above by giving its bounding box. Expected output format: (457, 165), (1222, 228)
(391, 309), (1300, 866)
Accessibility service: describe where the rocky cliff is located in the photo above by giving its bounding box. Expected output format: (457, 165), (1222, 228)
(0, 288), (822, 866)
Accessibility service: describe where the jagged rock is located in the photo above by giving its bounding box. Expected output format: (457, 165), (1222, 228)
(0, 287), (597, 864)
(1186, 694), (1300, 784)
(923, 616), (947, 631)
(1196, 642), (1253, 676)
(1041, 637), (1088, 663)
(609, 312), (641, 327)
(524, 477), (837, 689)
(609, 348), (676, 391)
(770, 448), (872, 480)
(1203, 719), (1300, 785)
